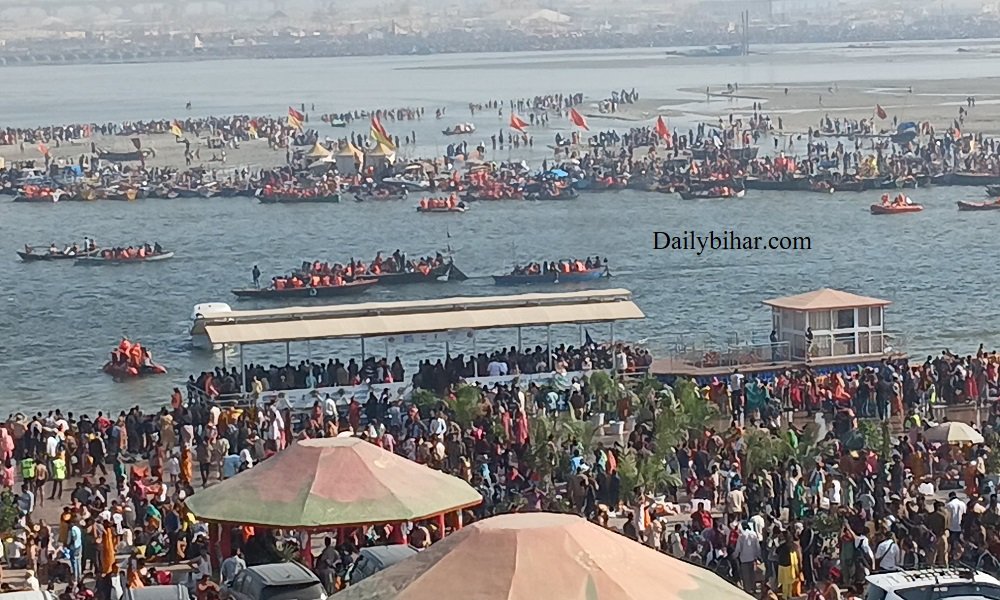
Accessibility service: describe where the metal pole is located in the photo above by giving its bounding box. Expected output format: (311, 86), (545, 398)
(517, 327), (522, 351)
(239, 344), (245, 392)
(285, 341), (290, 365)
(473, 335), (478, 377)
(579, 324), (584, 346)
(610, 322), (615, 347)
(361, 338), (366, 361)
(222, 344), (228, 370)
(546, 325), (552, 372)
(306, 340), (312, 361)
(385, 339), (389, 361)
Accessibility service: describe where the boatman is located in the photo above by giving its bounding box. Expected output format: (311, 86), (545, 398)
(252, 265), (261, 288)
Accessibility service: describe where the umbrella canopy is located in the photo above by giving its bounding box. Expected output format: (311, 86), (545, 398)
(924, 421), (984, 445)
(335, 512), (752, 600)
(185, 437), (481, 528)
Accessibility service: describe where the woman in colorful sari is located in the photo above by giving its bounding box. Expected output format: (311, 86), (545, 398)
(776, 530), (803, 599)
(99, 518), (117, 578)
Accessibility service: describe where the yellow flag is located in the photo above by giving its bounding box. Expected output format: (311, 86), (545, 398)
(170, 122), (183, 137)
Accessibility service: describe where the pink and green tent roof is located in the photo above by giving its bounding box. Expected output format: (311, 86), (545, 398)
(335, 512), (753, 600)
(184, 437), (482, 528)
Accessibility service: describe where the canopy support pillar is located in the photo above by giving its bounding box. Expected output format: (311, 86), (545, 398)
(222, 344), (228, 371)
(434, 513), (446, 541)
(472, 336), (478, 377)
(546, 325), (552, 372)
(307, 340), (312, 361)
(517, 327), (522, 351)
(579, 324), (584, 346)
(239, 344), (245, 392)
(360, 338), (366, 361)
(285, 342), (290, 365)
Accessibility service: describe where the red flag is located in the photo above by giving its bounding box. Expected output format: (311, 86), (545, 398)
(509, 114), (529, 133)
(288, 107), (305, 122)
(875, 104), (887, 120)
(37, 142), (49, 156)
(655, 116), (670, 140)
(568, 108), (589, 131)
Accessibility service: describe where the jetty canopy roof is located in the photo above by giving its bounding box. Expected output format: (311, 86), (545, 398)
(184, 437), (481, 528)
(200, 289), (643, 346)
(335, 512), (753, 600)
(762, 288), (891, 312)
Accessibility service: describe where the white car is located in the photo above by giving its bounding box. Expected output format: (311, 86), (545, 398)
(866, 568), (1000, 600)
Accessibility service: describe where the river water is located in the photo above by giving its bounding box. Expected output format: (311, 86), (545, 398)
(2, 41), (998, 411)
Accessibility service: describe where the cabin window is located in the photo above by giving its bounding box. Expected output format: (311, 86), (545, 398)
(836, 309), (855, 329)
(870, 307), (882, 327)
(809, 310), (832, 330)
(792, 310), (806, 331)
(833, 332), (856, 355)
(858, 332), (870, 354)
(857, 307), (870, 328)
(812, 335), (832, 358)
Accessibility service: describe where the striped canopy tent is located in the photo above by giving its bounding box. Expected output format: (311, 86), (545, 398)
(184, 437), (482, 529)
(335, 512), (753, 600)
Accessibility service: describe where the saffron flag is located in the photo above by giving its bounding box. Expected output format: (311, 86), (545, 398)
(568, 107), (589, 131)
(288, 107), (305, 131)
(875, 104), (887, 120)
(655, 116), (670, 140)
(37, 142), (49, 156)
(370, 115), (396, 151)
(170, 121), (183, 137)
(509, 114), (529, 133)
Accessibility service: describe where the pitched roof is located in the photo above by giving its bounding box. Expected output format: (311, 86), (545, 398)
(762, 288), (891, 311)
(335, 512), (753, 600)
(184, 437), (482, 528)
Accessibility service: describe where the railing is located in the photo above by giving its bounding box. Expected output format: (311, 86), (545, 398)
(672, 341), (791, 369)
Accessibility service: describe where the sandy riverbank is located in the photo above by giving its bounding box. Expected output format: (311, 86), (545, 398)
(0, 132), (295, 172)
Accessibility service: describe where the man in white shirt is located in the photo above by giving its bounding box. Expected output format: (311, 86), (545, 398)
(875, 531), (901, 571)
(827, 476), (842, 508)
(734, 522), (761, 592)
(429, 413), (447, 437)
(946, 492), (967, 535)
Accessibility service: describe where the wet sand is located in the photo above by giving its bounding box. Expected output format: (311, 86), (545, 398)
(0, 132), (291, 172)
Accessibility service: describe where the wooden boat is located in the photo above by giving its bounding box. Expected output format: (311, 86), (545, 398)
(957, 200), (1000, 211)
(96, 148), (154, 163)
(870, 204), (923, 215)
(329, 119), (347, 128)
(442, 124), (475, 136)
(679, 189), (746, 200)
(691, 146), (758, 161)
(75, 252), (175, 265)
(258, 193), (341, 204)
(493, 267), (608, 286)
(232, 279), (377, 299)
(951, 172), (1000, 186)
(416, 202), (468, 213)
(18, 248), (101, 262)
(985, 185), (1000, 197)
(12, 189), (70, 203)
(831, 180), (864, 192)
(744, 177), (810, 191)
(354, 191), (408, 202)
(357, 261), (467, 284)
(529, 188), (579, 201)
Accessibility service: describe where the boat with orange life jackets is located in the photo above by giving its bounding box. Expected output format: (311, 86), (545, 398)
(102, 338), (167, 380)
(75, 243), (174, 265)
(870, 193), (923, 214)
(417, 195), (468, 213)
(12, 186), (70, 203)
(297, 252), (468, 286)
(493, 257), (610, 285)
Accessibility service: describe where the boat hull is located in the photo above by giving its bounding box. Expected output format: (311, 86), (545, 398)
(493, 268), (608, 286)
(232, 279), (377, 299)
(102, 362), (167, 378)
(870, 205), (923, 214)
(75, 251), (175, 265)
(259, 194), (341, 204)
(957, 201), (1000, 211)
(18, 249), (101, 262)
(357, 262), (466, 284)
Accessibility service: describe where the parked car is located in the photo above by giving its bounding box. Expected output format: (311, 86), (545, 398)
(222, 562), (326, 600)
(346, 545), (418, 585)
